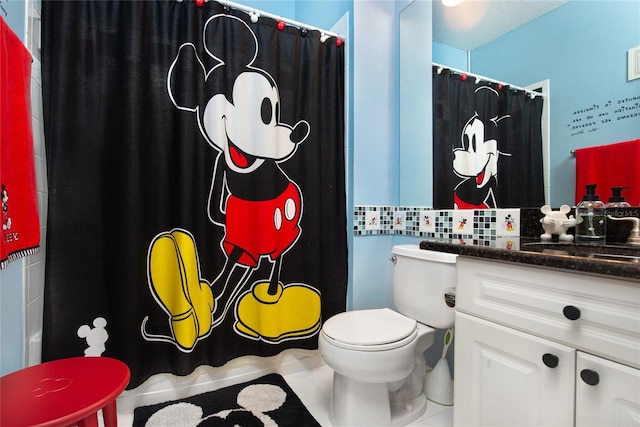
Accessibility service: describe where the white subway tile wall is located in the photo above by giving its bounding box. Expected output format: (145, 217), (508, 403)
(24, 0), (47, 367)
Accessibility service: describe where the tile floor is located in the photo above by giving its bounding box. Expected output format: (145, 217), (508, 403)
(114, 362), (453, 427)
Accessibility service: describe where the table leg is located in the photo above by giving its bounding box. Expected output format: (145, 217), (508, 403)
(77, 412), (99, 427)
(101, 400), (118, 427)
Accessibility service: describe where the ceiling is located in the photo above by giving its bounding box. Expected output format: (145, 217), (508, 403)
(432, 0), (569, 51)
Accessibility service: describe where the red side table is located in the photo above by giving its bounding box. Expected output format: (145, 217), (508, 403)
(1, 356), (130, 427)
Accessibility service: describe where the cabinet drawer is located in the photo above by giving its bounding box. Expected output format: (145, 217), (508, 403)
(456, 256), (640, 369)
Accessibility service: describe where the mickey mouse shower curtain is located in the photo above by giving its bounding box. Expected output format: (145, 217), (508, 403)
(41, 1), (347, 388)
(432, 67), (545, 209)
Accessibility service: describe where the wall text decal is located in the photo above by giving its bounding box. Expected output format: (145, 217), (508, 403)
(567, 94), (640, 137)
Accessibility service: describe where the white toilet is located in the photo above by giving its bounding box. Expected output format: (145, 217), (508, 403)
(319, 244), (457, 426)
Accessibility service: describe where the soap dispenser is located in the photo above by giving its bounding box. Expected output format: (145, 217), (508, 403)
(575, 184), (606, 245)
(605, 186), (631, 208)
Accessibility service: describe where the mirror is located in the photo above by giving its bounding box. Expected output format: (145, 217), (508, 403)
(400, 0), (640, 208)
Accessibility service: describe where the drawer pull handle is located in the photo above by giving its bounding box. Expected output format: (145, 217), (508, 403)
(563, 305), (581, 320)
(580, 369), (599, 386)
(542, 353), (559, 368)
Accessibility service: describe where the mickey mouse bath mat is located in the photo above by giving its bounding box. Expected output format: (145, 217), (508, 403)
(133, 373), (320, 426)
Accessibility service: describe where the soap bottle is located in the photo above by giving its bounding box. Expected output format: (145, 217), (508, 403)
(575, 184), (606, 245)
(605, 186), (631, 208)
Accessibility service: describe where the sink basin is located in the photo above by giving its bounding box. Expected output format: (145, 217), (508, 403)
(521, 242), (640, 262)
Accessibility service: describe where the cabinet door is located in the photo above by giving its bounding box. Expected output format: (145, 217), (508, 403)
(576, 351), (640, 426)
(454, 312), (575, 427)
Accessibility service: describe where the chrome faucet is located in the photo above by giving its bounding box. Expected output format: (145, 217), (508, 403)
(607, 216), (640, 246)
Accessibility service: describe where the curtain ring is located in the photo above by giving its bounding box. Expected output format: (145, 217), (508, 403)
(250, 9), (259, 23)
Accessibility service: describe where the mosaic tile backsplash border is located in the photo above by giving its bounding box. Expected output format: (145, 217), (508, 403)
(354, 205), (640, 246)
(354, 205), (521, 241)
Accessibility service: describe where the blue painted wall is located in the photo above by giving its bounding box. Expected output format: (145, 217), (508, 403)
(0, 262), (23, 375)
(471, 1), (640, 206)
(433, 40), (466, 70)
(351, 0), (398, 309)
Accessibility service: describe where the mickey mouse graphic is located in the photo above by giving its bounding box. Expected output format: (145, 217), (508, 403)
(503, 214), (516, 232)
(77, 317), (109, 356)
(453, 86), (511, 209)
(144, 381), (289, 426)
(143, 14), (321, 352)
(2, 184), (12, 231)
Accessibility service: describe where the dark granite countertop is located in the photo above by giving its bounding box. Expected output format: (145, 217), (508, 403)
(419, 237), (640, 282)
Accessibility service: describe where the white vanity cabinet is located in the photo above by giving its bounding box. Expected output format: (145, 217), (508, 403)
(453, 256), (640, 427)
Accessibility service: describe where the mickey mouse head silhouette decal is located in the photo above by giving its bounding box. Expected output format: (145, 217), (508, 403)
(143, 14), (321, 351)
(145, 382), (288, 426)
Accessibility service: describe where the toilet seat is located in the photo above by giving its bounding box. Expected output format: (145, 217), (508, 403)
(321, 308), (417, 351)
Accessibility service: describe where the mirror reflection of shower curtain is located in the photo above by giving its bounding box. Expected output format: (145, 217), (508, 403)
(432, 67), (545, 209)
(41, 1), (347, 389)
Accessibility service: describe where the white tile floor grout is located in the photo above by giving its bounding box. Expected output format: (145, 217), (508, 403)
(114, 362), (453, 427)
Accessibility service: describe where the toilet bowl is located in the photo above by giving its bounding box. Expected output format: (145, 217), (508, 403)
(319, 308), (435, 426)
(319, 245), (457, 426)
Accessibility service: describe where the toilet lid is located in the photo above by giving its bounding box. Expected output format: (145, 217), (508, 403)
(322, 308), (417, 347)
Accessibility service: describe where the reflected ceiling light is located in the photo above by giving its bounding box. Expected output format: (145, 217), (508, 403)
(442, 0), (464, 7)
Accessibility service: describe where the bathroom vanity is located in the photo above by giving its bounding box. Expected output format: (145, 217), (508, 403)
(419, 239), (640, 426)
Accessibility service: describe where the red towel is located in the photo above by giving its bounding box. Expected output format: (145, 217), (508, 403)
(0, 17), (40, 268)
(575, 139), (640, 206)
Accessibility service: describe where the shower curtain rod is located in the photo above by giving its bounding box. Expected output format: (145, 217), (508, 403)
(433, 62), (544, 98)
(192, 0), (342, 39)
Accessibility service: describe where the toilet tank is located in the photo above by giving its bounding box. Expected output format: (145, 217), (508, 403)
(392, 244), (457, 329)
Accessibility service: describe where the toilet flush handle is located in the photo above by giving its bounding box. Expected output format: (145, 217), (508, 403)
(389, 255), (397, 264)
